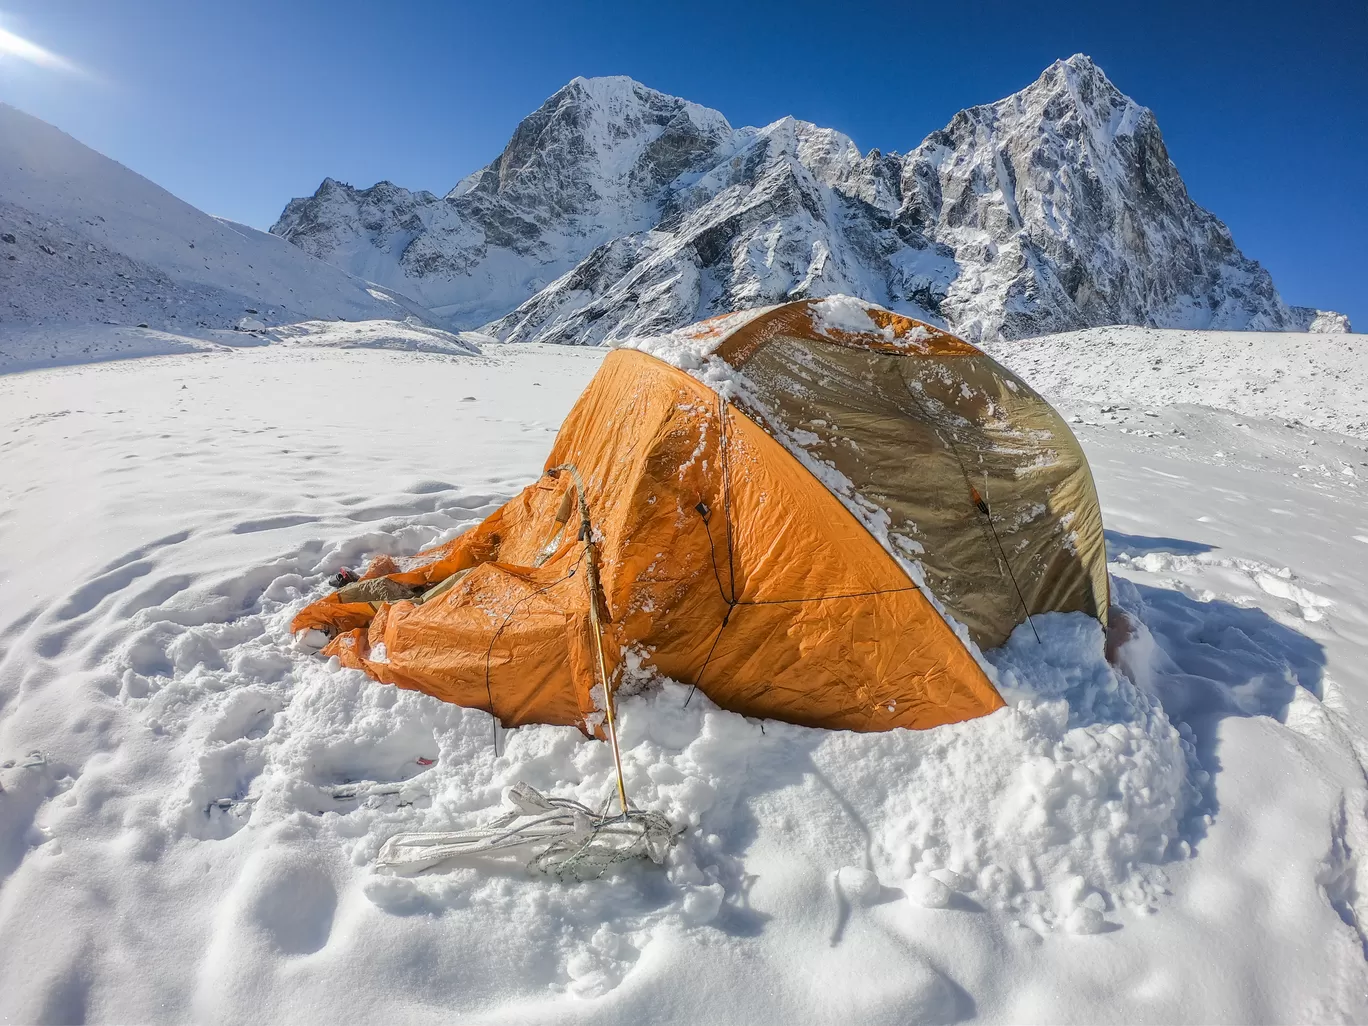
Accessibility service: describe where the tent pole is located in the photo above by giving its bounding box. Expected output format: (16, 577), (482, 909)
(585, 535), (630, 818)
(971, 483), (1041, 643)
(550, 463), (631, 819)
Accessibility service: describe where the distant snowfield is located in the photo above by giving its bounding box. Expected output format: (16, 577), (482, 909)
(2, 327), (1368, 1023)
(985, 325), (1368, 438)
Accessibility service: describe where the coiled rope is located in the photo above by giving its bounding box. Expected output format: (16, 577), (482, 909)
(376, 783), (675, 878)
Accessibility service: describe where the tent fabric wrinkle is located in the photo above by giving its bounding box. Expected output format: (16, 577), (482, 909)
(292, 296), (1109, 736)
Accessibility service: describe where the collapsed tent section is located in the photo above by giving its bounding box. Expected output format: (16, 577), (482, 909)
(293, 297), (1108, 734)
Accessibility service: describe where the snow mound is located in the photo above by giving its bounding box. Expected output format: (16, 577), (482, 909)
(615, 303), (774, 372)
(1291, 306), (1353, 333)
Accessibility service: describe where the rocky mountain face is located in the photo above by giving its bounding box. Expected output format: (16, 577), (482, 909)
(272, 57), (1348, 343)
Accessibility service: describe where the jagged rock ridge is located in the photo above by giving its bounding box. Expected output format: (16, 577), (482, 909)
(271, 59), (1349, 342)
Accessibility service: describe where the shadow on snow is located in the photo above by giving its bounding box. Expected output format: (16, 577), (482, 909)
(1110, 568), (1326, 855)
(1104, 530), (1216, 561)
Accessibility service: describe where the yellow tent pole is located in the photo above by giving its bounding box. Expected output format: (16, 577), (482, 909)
(548, 464), (630, 819)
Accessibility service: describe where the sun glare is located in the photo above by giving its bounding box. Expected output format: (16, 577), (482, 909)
(0, 22), (80, 74)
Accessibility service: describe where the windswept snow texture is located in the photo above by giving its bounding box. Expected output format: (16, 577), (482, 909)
(0, 103), (436, 333)
(272, 57), (1347, 344)
(2, 327), (1368, 1022)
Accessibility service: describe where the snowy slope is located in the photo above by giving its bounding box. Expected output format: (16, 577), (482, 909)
(0, 103), (437, 332)
(1, 327), (1367, 1022)
(272, 58), (1350, 344)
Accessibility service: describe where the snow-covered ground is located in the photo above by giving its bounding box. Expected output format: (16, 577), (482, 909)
(1, 326), (1367, 1023)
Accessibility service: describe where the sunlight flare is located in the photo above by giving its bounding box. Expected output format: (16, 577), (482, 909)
(0, 22), (80, 74)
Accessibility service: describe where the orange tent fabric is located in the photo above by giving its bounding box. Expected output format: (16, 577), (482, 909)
(293, 299), (1108, 735)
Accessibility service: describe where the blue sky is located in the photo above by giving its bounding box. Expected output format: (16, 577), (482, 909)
(1, 0), (1363, 325)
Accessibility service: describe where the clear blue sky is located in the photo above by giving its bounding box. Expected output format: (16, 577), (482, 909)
(2, 0), (1363, 325)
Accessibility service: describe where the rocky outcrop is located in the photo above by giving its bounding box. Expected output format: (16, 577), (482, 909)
(1290, 307), (1353, 333)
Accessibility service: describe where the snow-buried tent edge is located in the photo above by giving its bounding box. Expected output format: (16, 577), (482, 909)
(292, 297), (1108, 734)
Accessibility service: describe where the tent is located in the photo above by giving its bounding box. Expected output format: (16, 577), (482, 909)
(292, 296), (1107, 735)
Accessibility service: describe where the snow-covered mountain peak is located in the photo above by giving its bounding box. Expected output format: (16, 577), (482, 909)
(933, 53), (1146, 178)
(1007, 53), (1133, 120)
(271, 61), (1348, 341)
(564, 74), (734, 136)
(476, 74), (735, 197)
(894, 54), (1302, 339)
(754, 116), (863, 186)
(1044, 52), (1131, 103)
(1010, 53), (1149, 151)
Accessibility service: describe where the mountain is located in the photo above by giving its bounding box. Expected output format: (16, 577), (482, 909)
(272, 58), (1349, 343)
(270, 77), (740, 328)
(0, 103), (437, 333)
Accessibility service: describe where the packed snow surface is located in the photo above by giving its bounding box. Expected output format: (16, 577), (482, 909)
(2, 326), (1368, 1022)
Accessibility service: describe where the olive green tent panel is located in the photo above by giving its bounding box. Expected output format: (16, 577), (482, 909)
(710, 302), (1108, 650)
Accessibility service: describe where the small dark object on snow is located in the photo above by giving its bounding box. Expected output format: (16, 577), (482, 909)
(328, 568), (360, 589)
(137, 323), (149, 328)
(1, 233), (15, 244)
